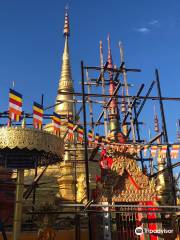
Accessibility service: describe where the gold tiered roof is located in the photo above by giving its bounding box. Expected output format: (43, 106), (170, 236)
(55, 11), (74, 117)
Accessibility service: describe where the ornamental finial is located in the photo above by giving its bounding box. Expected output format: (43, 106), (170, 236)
(63, 8), (70, 36)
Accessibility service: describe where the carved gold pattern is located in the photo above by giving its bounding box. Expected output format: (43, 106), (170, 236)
(100, 145), (157, 202)
(0, 127), (64, 158)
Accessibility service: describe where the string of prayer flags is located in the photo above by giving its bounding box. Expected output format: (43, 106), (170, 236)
(9, 89), (23, 121)
(33, 102), (43, 129)
(52, 112), (61, 135)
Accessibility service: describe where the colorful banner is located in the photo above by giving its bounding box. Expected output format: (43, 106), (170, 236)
(33, 102), (43, 129)
(94, 133), (100, 145)
(88, 130), (93, 146)
(160, 145), (167, 158)
(143, 145), (149, 157)
(68, 120), (74, 141)
(170, 145), (179, 159)
(77, 125), (84, 144)
(150, 146), (158, 158)
(52, 112), (61, 135)
(9, 88), (23, 121)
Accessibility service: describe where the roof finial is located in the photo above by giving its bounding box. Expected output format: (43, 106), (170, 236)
(63, 7), (70, 37)
(107, 34), (113, 69)
(154, 105), (159, 133)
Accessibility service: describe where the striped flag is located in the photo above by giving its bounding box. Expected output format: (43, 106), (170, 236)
(77, 125), (84, 144)
(33, 102), (43, 129)
(52, 112), (61, 135)
(9, 89), (22, 121)
(160, 145), (167, 158)
(68, 120), (74, 141)
(151, 146), (158, 158)
(101, 136), (106, 148)
(88, 130), (93, 146)
(94, 133), (100, 145)
(170, 145), (179, 159)
(144, 145), (149, 157)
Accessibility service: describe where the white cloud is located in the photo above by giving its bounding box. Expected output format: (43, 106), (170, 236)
(134, 27), (150, 33)
(149, 20), (159, 25)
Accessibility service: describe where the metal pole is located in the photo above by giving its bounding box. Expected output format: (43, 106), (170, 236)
(13, 169), (24, 240)
(155, 69), (177, 205)
(81, 61), (92, 240)
(133, 106), (144, 169)
(86, 69), (94, 136)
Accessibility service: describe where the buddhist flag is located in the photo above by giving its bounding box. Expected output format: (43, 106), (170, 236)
(151, 145), (158, 158)
(88, 130), (93, 146)
(52, 112), (61, 134)
(161, 145), (167, 158)
(9, 89), (22, 121)
(101, 136), (106, 148)
(170, 145), (179, 159)
(95, 133), (100, 145)
(144, 145), (149, 157)
(68, 120), (74, 141)
(33, 102), (43, 129)
(77, 125), (84, 144)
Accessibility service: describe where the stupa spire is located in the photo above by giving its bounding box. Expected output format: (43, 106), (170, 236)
(55, 9), (74, 117)
(107, 34), (121, 141)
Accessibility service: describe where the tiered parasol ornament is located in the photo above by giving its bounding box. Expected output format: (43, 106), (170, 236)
(0, 127), (64, 240)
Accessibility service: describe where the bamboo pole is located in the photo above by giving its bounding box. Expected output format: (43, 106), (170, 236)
(119, 41), (136, 142)
(100, 40), (108, 137)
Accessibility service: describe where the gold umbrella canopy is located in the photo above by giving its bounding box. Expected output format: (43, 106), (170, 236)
(0, 127), (64, 168)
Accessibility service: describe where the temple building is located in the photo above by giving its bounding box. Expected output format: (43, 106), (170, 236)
(0, 9), (179, 240)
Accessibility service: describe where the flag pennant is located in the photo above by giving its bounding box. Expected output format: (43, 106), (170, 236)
(100, 136), (106, 148)
(94, 133), (100, 145)
(88, 130), (93, 146)
(52, 112), (61, 135)
(33, 102), (43, 129)
(77, 125), (84, 144)
(170, 145), (179, 159)
(68, 120), (74, 141)
(160, 145), (167, 158)
(9, 88), (23, 121)
(143, 145), (149, 157)
(151, 146), (158, 158)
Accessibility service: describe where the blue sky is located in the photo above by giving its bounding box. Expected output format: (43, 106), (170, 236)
(0, 0), (180, 149)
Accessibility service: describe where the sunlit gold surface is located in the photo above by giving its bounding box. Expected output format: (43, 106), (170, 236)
(0, 127), (64, 158)
(55, 36), (74, 116)
(156, 155), (174, 205)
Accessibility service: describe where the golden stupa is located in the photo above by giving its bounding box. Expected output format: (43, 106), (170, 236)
(24, 11), (100, 208)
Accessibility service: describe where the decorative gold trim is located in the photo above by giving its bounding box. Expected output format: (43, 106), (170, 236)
(0, 127), (64, 158)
